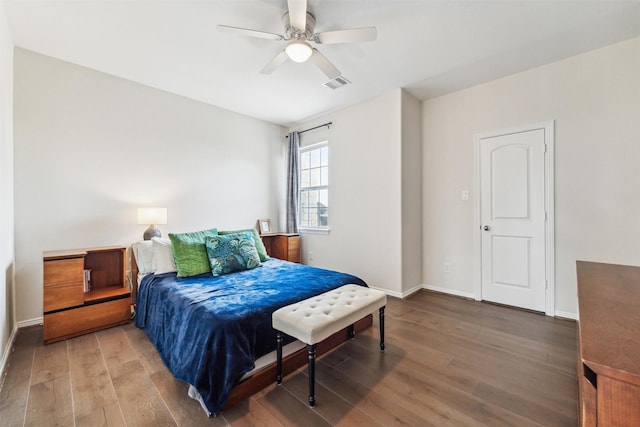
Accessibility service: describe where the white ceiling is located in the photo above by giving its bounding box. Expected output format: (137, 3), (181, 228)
(5, 1), (640, 127)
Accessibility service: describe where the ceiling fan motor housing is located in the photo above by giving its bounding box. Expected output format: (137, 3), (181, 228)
(282, 11), (316, 40)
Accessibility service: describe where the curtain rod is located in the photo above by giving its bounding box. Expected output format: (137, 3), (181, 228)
(286, 122), (332, 138)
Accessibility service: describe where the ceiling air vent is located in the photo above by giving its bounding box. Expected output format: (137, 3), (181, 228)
(322, 76), (351, 90)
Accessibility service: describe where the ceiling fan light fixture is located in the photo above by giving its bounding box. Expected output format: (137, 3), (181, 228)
(285, 40), (313, 63)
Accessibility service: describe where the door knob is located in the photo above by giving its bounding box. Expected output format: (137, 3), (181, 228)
(483, 225), (491, 231)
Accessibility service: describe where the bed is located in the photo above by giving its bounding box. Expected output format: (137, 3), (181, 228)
(132, 233), (369, 416)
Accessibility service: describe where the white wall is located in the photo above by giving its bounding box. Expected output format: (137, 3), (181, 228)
(13, 49), (286, 324)
(0, 2), (15, 369)
(422, 37), (640, 316)
(295, 91), (402, 293)
(294, 89), (423, 296)
(401, 91), (422, 294)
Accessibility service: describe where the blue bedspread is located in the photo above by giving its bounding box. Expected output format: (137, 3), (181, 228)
(135, 258), (367, 415)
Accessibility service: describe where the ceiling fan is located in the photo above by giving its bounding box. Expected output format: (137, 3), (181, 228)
(217, 0), (377, 80)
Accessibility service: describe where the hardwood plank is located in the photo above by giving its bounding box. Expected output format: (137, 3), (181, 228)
(318, 338), (484, 426)
(316, 359), (440, 427)
(98, 328), (177, 426)
(472, 381), (576, 426)
(31, 339), (69, 385)
(388, 301), (576, 375)
(258, 383), (331, 427)
(24, 376), (74, 426)
(349, 336), (478, 394)
(148, 369), (226, 426)
(221, 394), (284, 427)
(96, 327), (139, 371)
(383, 298), (577, 423)
(23, 336), (73, 425)
(383, 316), (576, 403)
(122, 322), (170, 375)
(332, 342), (539, 426)
(123, 322), (227, 424)
(449, 356), (577, 418)
(388, 293), (576, 358)
(75, 403), (126, 427)
(394, 291), (576, 345)
(0, 327), (39, 427)
(109, 359), (178, 426)
(282, 370), (384, 427)
(67, 333), (123, 422)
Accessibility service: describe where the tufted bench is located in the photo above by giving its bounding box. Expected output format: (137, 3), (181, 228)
(272, 284), (387, 407)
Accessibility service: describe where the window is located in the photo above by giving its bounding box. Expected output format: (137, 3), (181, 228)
(299, 142), (329, 230)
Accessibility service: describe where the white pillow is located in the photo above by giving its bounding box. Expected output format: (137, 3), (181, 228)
(132, 240), (154, 274)
(151, 237), (177, 274)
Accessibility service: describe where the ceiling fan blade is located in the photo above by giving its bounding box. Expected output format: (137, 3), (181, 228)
(310, 49), (341, 80)
(315, 27), (377, 44)
(217, 25), (284, 41)
(287, 0), (307, 31)
(260, 50), (289, 74)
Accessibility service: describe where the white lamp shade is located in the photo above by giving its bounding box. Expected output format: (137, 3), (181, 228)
(137, 207), (167, 225)
(285, 40), (313, 63)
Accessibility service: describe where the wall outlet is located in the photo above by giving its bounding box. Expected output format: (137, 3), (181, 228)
(443, 262), (451, 273)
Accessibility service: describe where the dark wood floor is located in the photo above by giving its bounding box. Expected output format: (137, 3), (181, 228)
(0, 290), (577, 426)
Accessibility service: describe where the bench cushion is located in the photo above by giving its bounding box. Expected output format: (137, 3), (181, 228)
(272, 284), (387, 344)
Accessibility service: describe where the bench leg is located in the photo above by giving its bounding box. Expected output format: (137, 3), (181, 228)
(348, 324), (355, 339)
(307, 344), (316, 407)
(379, 306), (386, 351)
(276, 332), (283, 384)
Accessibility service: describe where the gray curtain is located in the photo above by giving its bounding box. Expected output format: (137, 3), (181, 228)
(286, 131), (300, 233)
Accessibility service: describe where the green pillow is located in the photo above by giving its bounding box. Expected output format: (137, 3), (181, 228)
(219, 228), (270, 262)
(205, 232), (261, 276)
(168, 228), (218, 277)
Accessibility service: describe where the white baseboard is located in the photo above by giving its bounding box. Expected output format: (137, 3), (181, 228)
(400, 284), (423, 298)
(554, 310), (577, 320)
(0, 324), (18, 389)
(18, 317), (43, 328)
(369, 284), (422, 299)
(367, 285), (402, 299)
(421, 284), (476, 299)
(372, 284), (476, 300)
(422, 285), (577, 320)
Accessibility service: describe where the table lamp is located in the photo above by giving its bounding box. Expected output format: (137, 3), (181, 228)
(137, 207), (167, 240)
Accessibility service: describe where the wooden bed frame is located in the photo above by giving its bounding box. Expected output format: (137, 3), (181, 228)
(129, 249), (372, 411)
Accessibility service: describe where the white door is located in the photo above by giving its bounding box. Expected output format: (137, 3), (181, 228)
(479, 128), (547, 312)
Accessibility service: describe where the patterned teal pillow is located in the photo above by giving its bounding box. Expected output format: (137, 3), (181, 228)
(205, 232), (261, 276)
(219, 228), (270, 262)
(169, 228), (218, 277)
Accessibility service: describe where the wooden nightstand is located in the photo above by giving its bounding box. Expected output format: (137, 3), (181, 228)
(43, 246), (131, 343)
(261, 233), (300, 262)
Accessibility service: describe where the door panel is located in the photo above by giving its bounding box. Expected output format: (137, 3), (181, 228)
(492, 146), (530, 219)
(480, 129), (546, 312)
(492, 236), (530, 288)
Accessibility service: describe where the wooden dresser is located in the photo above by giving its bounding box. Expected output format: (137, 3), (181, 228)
(261, 233), (300, 263)
(43, 246), (131, 343)
(576, 261), (640, 426)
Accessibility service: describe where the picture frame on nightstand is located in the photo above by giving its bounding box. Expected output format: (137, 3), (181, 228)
(258, 218), (272, 234)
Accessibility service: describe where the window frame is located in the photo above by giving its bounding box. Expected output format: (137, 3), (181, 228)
(298, 141), (330, 234)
